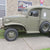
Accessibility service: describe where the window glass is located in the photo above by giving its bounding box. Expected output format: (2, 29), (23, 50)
(29, 10), (39, 17)
(22, 9), (28, 15)
(0, 5), (5, 10)
(0, 0), (5, 4)
(0, 0), (6, 17)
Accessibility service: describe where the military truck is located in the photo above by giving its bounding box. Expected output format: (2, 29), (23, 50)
(3, 6), (50, 41)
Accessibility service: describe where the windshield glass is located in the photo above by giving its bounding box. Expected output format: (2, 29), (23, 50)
(22, 9), (28, 15)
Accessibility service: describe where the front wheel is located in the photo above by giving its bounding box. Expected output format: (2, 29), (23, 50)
(4, 28), (18, 41)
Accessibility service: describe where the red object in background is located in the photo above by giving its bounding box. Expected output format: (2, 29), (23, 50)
(18, 5), (25, 8)
(40, 0), (44, 4)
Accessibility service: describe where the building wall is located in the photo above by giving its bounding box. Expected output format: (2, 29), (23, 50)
(7, 0), (40, 16)
(7, 0), (50, 16)
(43, 0), (50, 6)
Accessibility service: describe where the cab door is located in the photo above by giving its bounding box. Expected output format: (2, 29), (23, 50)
(26, 9), (41, 33)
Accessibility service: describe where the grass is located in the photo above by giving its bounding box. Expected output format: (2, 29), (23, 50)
(40, 48), (50, 50)
(0, 29), (48, 38)
(0, 29), (5, 38)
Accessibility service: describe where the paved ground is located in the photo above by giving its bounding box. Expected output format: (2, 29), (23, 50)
(0, 36), (50, 50)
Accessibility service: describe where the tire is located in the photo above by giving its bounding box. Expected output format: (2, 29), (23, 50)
(4, 28), (18, 41)
(39, 21), (50, 33)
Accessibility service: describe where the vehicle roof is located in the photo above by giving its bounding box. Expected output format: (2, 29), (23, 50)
(26, 5), (50, 10)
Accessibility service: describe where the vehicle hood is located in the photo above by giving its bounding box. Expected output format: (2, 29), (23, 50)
(4, 14), (26, 18)
(3, 14), (27, 25)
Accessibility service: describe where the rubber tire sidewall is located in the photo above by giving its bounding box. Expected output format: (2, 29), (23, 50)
(4, 28), (18, 41)
(39, 21), (50, 33)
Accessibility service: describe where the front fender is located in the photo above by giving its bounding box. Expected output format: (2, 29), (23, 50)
(4, 23), (25, 27)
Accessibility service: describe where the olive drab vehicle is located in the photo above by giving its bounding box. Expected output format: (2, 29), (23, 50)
(3, 5), (50, 41)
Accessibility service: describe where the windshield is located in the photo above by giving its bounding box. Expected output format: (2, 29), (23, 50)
(22, 9), (28, 15)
